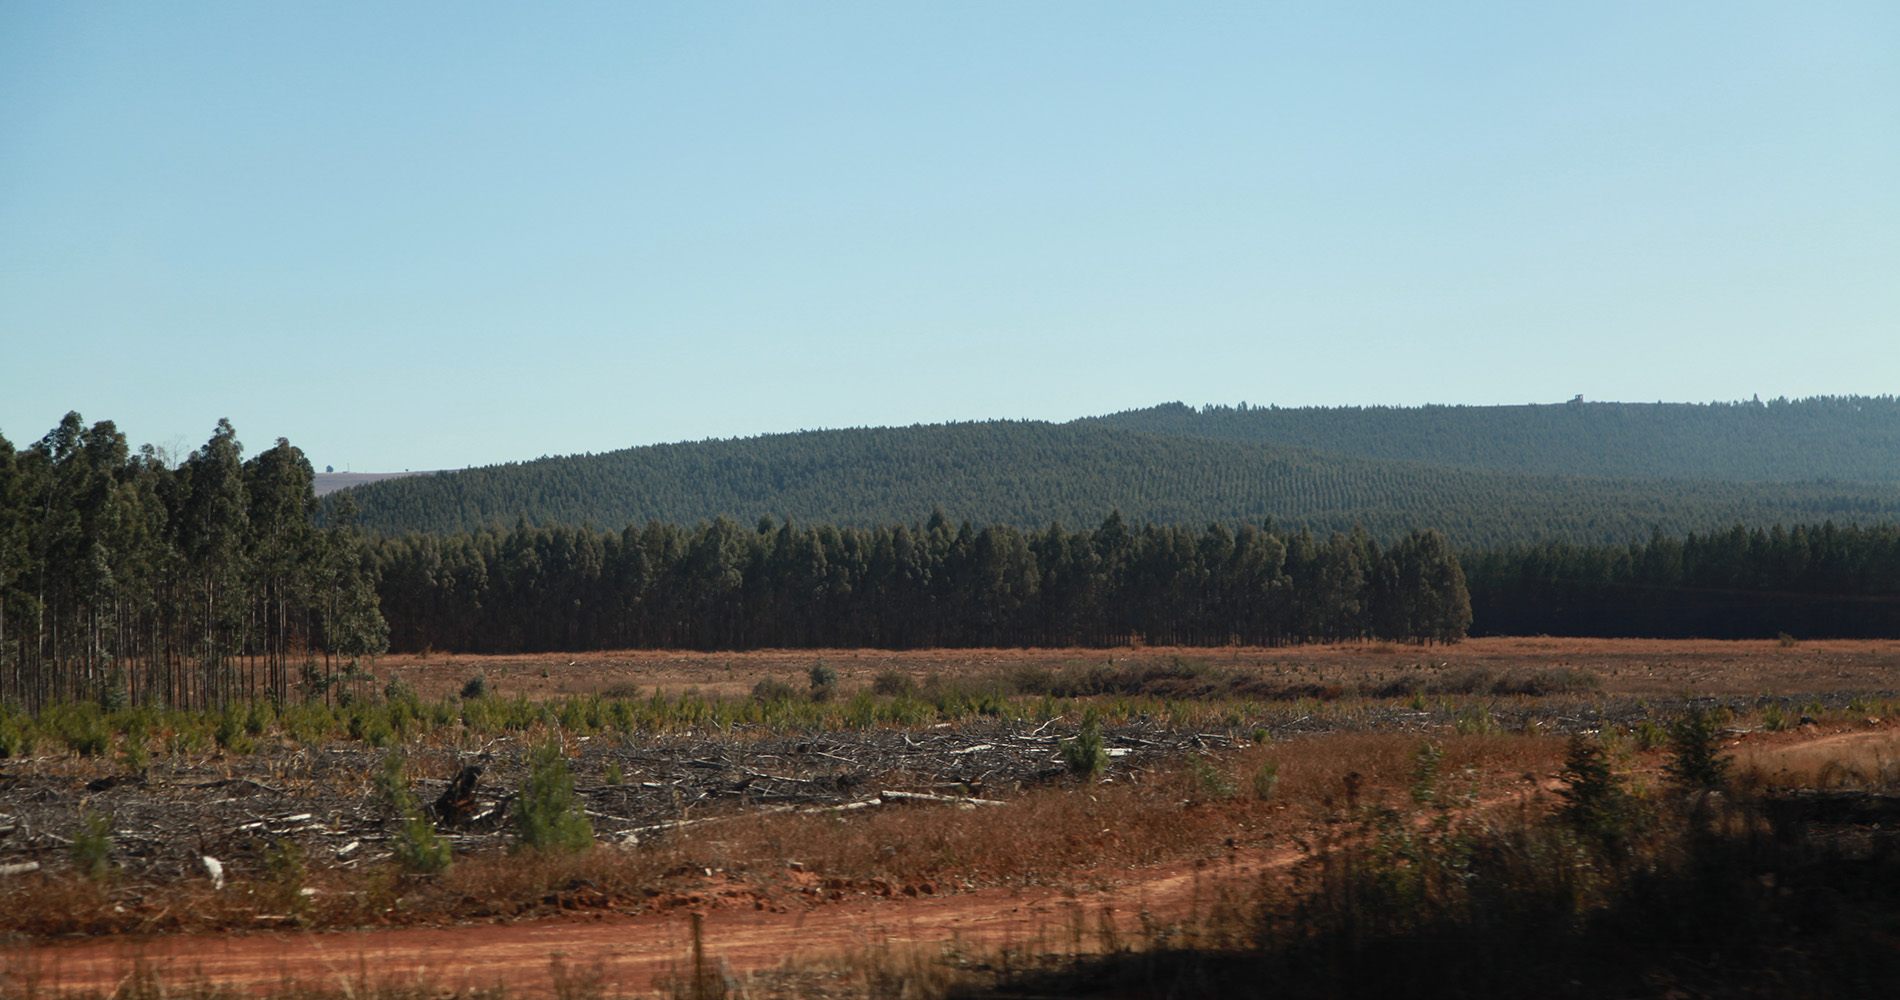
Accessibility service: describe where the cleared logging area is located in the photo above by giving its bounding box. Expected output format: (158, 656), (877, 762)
(2, 642), (1899, 997)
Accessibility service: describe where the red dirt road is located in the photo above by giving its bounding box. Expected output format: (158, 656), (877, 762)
(11, 849), (1282, 997)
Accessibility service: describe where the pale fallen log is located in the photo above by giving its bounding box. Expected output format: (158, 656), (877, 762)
(0, 861), (40, 877)
(878, 790), (1007, 808)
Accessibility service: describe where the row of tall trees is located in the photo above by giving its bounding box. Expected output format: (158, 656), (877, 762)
(0, 414), (387, 710)
(366, 513), (1473, 653)
(1464, 522), (1900, 639)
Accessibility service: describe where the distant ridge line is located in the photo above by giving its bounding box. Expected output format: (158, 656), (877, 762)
(313, 471), (433, 497)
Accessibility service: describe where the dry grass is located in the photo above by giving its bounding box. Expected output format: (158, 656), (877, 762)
(375, 637), (1900, 702)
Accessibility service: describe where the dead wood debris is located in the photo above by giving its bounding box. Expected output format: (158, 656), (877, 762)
(4, 690), (1875, 885)
(0, 721), (1209, 882)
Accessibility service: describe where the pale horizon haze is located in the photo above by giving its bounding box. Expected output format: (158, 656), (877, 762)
(3, 3), (1895, 471)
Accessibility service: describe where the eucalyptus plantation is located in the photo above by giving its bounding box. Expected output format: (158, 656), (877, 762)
(0, 414), (386, 711)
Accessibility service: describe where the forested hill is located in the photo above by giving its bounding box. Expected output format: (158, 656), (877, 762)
(334, 421), (1900, 547)
(1082, 396), (1900, 482)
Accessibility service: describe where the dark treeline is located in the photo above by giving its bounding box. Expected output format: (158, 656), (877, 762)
(330, 419), (1900, 545)
(0, 414), (387, 711)
(367, 514), (1473, 653)
(1465, 522), (1900, 639)
(1089, 395), (1900, 482)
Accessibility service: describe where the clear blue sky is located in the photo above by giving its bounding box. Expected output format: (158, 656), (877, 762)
(3, 2), (1895, 472)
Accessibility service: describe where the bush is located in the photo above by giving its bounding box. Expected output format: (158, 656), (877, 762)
(1060, 712), (1109, 779)
(99, 669), (130, 713)
(394, 804), (452, 874)
(1252, 760), (1281, 800)
(1555, 735), (1631, 853)
(871, 669), (917, 697)
(263, 838), (311, 920)
(1192, 757), (1236, 800)
(117, 715), (151, 776)
(808, 661), (839, 703)
(213, 704), (255, 754)
(513, 739), (593, 853)
(376, 752), (452, 874)
(0, 710), (27, 758)
(383, 674), (419, 705)
(71, 809), (112, 883)
(460, 671), (488, 700)
(1409, 739), (1445, 807)
(751, 677), (796, 704)
(44, 703), (110, 757)
(1665, 709), (1733, 791)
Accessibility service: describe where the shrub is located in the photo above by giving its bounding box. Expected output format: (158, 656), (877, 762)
(1408, 739), (1445, 807)
(298, 658), (330, 700)
(1555, 735), (1631, 853)
(1192, 757), (1236, 800)
(263, 838), (311, 919)
(383, 674), (419, 705)
(99, 668), (130, 713)
(117, 716), (151, 776)
(460, 671), (489, 700)
(0, 710), (26, 758)
(376, 752), (452, 874)
(45, 703), (110, 756)
(751, 677), (796, 704)
(871, 669), (916, 697)
(213, 704), (255, 753)
(513, 739), (593, 853)
(394, 804), (452, 874)
(808, 662), (839, 703)
(1453, 705), (1494, 736)
(1060, 712), (1109, 779)
(374, 751), (410, 810)
(71, 809), (113, 883)
(1252, 759), (1281, 800)
(1664, 709), (1733, 791)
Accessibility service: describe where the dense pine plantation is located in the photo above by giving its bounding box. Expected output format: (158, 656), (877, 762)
(1087, 395), (1900, 482)
(328, 416), (1900, 544)
(0, 415), (387, 711)
(1465, 523), (1900, 639)
(367, 514), (1472, 653)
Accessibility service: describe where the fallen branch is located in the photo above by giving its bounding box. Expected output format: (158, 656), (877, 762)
(879, 790), (1007, 808)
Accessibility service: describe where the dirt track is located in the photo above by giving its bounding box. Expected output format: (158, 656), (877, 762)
(11, 844), (1288, 997)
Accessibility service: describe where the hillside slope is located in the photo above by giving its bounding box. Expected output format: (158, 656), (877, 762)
(1080, 396), (1900, 482)
(336, 421), (1900, 546)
